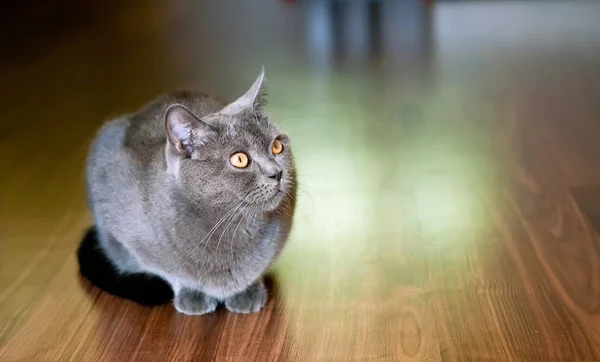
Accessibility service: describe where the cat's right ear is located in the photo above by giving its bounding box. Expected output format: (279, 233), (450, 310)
(165, 104), (215, 157)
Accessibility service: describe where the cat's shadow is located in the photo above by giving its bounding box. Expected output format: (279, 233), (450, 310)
(77, 268), (282, 312)
(77, 267), (287, 357)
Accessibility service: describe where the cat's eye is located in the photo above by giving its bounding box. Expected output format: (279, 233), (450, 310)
(272, 138), (284, 155)
(230, 152), (249, 168)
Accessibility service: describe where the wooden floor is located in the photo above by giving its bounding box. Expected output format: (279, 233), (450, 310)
(2, 0), (600, 360)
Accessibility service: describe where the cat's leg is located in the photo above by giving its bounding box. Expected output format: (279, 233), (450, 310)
(224, 279), (267, 314)
(97, 229), (144, 273)
(173, 286), (219, 315)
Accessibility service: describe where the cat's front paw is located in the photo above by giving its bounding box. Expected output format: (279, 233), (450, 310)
(225, 280), (267, 314)
(174, 287), (219, 315)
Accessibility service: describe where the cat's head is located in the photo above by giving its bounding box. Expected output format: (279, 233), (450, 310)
(164, 69), (294, 213)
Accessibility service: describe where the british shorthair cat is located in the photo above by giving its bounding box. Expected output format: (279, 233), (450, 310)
(78, 69), (296, 315)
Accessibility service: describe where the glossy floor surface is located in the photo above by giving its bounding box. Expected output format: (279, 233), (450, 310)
(2, 1), (600, 361)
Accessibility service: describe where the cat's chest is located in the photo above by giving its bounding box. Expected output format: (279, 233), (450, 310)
(193, 219), (281, 297)
(170, 217), (278, 269)
(218, 218), (280, 267)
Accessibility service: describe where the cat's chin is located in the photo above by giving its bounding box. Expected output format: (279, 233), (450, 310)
(260, 189), (287, 213)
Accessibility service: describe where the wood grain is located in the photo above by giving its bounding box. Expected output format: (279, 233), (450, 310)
(2, 1), (600, 361)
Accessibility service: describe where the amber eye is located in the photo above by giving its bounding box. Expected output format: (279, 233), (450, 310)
(230, 152), (249, 168)
(272, 138), (284, 155)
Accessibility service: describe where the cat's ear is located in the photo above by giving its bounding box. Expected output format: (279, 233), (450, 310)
(165, 104), (215, 156)
(221, 67), (267, 114)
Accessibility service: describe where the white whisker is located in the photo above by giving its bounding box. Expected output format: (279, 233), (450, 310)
(230, 208), (250, 260)
(215, 207), (245, 254)
(200, 202), (245, 253)
(188, 200), (244, 256)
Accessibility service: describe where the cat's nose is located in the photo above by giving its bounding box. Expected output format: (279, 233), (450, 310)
(268, 170), (283, 182)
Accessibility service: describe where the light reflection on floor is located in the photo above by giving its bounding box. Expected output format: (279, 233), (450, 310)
(3, 0), (600, 359)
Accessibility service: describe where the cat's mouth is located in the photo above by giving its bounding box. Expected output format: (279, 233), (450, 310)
(260, 187), (287, 212)
(246, 182), (290, 212)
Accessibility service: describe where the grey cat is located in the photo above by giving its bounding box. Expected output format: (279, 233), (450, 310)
(85, 70), (296, 315)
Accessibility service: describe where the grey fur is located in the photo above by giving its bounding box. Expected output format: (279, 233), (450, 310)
(86, 71), (296, 315)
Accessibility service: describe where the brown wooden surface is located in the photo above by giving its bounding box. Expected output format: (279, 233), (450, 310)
(2, 1), (600, 361)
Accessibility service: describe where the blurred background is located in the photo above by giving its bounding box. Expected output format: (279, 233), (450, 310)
(2, 0), (600, 361)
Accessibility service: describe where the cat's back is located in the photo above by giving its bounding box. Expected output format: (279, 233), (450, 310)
(89, 91), (224, 169)
(98, 91), (224, 152)
(87, 91), (225, 205)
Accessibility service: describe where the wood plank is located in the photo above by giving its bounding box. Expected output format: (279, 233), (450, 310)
(2, 1), (600, 360)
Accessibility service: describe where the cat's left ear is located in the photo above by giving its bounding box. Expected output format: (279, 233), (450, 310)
(221, 67), (267, 114)
(164, 104), (215, 179)
(165, 104), (215, 156)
